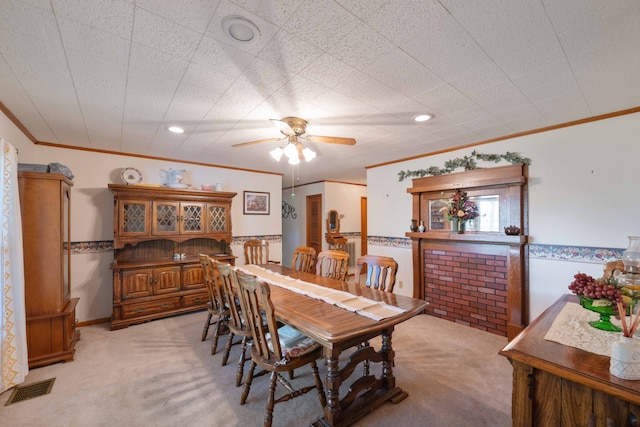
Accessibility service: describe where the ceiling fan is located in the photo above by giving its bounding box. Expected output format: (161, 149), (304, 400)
(232, 117), (356, 165)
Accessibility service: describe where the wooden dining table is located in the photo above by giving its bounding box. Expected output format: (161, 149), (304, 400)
(242, 264), (429, 427)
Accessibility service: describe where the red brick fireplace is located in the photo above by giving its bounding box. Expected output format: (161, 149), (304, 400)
(424, 248), (508, 336)
(407, 164), (529, 340)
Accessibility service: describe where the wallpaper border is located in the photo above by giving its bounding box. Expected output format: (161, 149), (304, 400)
(366, 237), (624, 264)
(69, 238), (625, 265)
(69, 235), (283, 254)
(528, 244), (623, 264)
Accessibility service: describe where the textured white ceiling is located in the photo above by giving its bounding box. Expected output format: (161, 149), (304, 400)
(1, 0), (639, 186)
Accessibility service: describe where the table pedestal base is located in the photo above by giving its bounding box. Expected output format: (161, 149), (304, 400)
(312, 387), (407, 427)
(313, 326), (406, 426)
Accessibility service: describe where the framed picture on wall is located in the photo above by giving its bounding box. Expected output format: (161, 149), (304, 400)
(243, 191), (270, 215)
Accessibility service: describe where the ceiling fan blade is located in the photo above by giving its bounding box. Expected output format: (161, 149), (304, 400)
(270, 118), (295, 136)
(306, 135), (356, 145)
(232, 137), (283, 147)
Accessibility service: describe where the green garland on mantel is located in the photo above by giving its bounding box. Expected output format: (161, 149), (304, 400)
(397, 150), (531, 182)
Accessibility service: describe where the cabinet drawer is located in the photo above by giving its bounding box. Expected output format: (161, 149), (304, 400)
(122, 298), (181, 319)
(183, 292), (208, 308)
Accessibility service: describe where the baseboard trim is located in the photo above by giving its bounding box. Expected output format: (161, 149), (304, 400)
(77, 317), (110, 327)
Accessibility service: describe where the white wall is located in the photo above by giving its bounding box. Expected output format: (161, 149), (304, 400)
(281, 181), (366, 269)
(367, 111), (640, 320)
(1, 110), (282, 323)
(281, 182), (323, 268)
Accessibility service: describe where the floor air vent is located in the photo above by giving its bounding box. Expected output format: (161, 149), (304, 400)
(5, 378), (55, 406)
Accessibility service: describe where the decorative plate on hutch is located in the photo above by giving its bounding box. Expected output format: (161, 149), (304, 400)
(121, 167), (142, 185)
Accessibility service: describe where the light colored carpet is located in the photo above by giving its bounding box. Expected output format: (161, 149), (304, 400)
(0, 312), (512, 426)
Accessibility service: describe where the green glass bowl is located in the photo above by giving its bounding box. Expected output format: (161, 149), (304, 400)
(578, 295), (621, 332)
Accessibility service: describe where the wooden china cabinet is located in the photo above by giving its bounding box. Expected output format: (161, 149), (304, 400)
(108, 184), (236, 330)
(19, 171), (79, 368)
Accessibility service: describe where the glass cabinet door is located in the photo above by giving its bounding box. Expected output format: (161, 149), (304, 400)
(63, 187), (71, 300)
(206, 203), (228, 233)
(152, 201), (179, 235)
(119, 200), (151, 236)
(179, 203), (204, 234)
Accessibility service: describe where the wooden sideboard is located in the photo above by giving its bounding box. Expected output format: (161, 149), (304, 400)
(19, 171), (79, 367)
(108, 184), (236, 329)
(500, 294), (640, 426)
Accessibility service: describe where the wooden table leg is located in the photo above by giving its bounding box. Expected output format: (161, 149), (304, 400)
(314, 326), (408, 426)
(321, 347), (343, 426)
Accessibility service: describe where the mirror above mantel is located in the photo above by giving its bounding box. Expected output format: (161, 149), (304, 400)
(407, 163), (528, 243)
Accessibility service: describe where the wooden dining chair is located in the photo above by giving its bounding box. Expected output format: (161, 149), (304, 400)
(214, 260), (253, 386)
(315, 249), (349, 281)
(355, 254), (399, 292)
(354, 254), (399, 375)
(235, 270), (326, 427)
(244, 239), (279, 265)
(199, 254), (229, 355)
(200, 254), (216, 342)
(291, 246), (316, 273)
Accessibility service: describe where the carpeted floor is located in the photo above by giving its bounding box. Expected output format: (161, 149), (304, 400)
(0, 312), (512, 426)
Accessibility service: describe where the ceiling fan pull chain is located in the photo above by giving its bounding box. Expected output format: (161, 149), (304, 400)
(291, 163), (296, 199)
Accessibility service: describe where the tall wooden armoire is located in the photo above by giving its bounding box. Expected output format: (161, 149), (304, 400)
(18, 171), (79, 368)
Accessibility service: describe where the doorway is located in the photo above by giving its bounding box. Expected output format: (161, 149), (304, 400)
(306, 194), (322, 256)
(360, 197), (367, 257)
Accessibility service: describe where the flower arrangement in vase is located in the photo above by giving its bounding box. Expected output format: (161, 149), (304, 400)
(439, 189), (479, 233)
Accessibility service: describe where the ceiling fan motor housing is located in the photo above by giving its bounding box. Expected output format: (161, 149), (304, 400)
(279, 117), (308, 136)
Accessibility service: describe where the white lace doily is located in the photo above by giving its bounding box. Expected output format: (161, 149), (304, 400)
(543, 302), (634, 357)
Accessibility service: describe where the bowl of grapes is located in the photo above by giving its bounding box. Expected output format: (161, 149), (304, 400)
(568, 272), (637, 332)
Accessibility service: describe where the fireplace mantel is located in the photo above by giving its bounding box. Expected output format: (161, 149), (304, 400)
(407, 164), (528, 340)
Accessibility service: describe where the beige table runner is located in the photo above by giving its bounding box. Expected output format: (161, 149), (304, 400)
(543, 300), (636, 357)
(237, 265), (406, 321)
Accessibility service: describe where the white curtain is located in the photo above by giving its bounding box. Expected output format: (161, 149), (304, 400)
(0, 137), (28, 393)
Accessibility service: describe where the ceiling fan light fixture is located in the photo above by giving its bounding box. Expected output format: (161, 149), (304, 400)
(270, 146), (284, 161)
(222, 16), (260, 44)
(413, 114), (434, 122)
(302, 147), (316, 161)
(288, 155), (300, 165)
(283, 142), (298, 159)
(232, 116), (355, 164)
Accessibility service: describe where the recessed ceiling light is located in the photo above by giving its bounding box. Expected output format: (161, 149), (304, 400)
(222, 16), (260, 44)
(167, 126), (184, 134)
(413, 114), (434, 122)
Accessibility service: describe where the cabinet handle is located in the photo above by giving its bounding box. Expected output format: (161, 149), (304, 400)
(193, 298), (201, 303)
(527, 373), (535, 399)
(148, 277), (153, 284)
(135, 308), (145, 313)
(160, 304), (170, 309)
